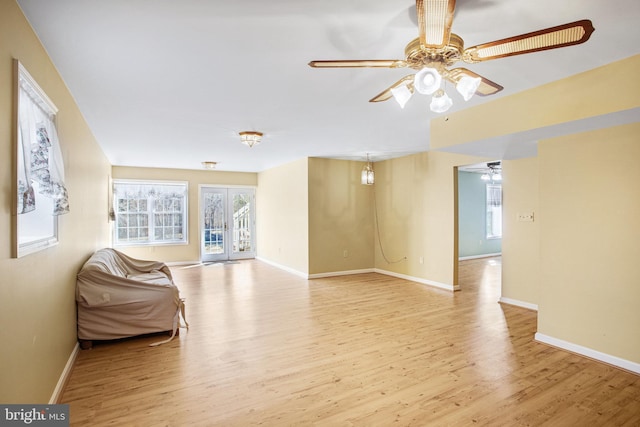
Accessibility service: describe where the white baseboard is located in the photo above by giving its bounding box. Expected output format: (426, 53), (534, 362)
(499, 297), (538, 311)
(458, 252), (502, 261)
(255, 257), (308, 278)
(309, 268), (374, 279)
(375, 268), (458, 291)
(308, 266), (458, 292)
(49, 342), (79, 404)
(256, 258), (456, 292)
(166, 260), (200, 267)
(535, 333), (640, 375)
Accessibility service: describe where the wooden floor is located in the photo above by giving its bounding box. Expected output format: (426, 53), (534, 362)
(61, 258), (640, 426)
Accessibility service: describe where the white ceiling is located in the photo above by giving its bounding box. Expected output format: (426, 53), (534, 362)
(16, 0), (640, 172)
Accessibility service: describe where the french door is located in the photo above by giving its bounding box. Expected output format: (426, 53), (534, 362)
(200, 187), (256, 262)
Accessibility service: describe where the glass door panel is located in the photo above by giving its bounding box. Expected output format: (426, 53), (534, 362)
(201, 188), (226, 262)
(230, 189), (255, 260)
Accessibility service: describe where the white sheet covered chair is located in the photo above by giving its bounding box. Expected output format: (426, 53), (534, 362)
(76, 248), (187, 348)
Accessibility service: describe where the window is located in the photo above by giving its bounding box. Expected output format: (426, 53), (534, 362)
(486, 183), (502, 239)
(14, 60), (70, 257)
(113, 180), (188, 245)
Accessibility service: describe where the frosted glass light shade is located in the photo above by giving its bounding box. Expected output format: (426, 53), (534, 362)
(391, 85), (413, 108)
(456, 76), (482, 101)
(414, 67), (442, 95)
(430, 90), (452, 113)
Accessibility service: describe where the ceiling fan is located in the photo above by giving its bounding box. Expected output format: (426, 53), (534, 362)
(461, 161), (502, 180)
(309, 0), (594, 112)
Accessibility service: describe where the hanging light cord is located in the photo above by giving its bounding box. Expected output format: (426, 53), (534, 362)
(372, 188), (407, 264)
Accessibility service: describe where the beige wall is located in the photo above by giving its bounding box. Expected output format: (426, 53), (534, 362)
(501, 157), (539, 306)
(112, 166), (256, 263)
(257, 158), (309, 274)
(308, 158), (374, 274)
(374, 151), (485, 288)
(431, 54), (640, 365)
(430, 55), (640, 149)
(0, 1), (112, 403)
(538, 123), (640, 363)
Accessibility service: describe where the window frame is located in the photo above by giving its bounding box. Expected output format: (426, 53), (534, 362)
(112, 179), (188, 247)
(14, 60), (61, 258)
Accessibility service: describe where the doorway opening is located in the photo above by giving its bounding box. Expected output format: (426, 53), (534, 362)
(455, 162), (503, 294)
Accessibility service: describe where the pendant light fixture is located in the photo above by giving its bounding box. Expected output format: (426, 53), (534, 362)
(361, 154), (375, 185)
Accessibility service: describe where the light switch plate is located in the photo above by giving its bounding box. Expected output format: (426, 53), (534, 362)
(517, 212), (534, 222)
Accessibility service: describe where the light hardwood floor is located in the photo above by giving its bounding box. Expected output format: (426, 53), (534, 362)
(61, 257), (640, 426)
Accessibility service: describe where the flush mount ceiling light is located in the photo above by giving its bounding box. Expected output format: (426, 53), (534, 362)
(202, 161), (217, 170)
(239, 131), (263, 148)
(361, 154), (375, 185)
(310, 0), (594, 114)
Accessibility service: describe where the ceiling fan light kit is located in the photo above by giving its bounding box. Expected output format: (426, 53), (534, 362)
(309, 0), (594, 114)
(481, 172), (502, 181)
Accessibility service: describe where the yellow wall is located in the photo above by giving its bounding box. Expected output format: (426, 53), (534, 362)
(501, 157), (539, 306)
(430, 55), (640, 149)
(374, 151), (485, 288)
(538, 123), (640, 362)
(111, 166), (256, 263)
(432, 54), (640, 364)
(0, 1), (112, 403)
(308, 158), (374, 274)
(257, 158), (309, 274)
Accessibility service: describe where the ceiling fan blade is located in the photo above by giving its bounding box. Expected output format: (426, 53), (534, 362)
(369, 75), (415, 103)
(417, 0), (456, 48)
(463, 19), (595, 63)
(446, 68), (503, 96)
(308, 60), (405, 68)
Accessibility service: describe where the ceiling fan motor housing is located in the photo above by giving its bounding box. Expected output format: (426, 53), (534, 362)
(404, 33), (465, 70)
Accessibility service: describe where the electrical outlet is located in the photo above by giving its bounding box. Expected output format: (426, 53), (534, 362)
(419, 256), (424, 264)
(517, 212), (534, 222)
(343, 250), (348, 258)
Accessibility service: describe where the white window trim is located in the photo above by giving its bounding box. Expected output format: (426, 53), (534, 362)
(113, 179), (189, 246)
(14, 60), (61, 258)
(486, 183), (502, 240)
